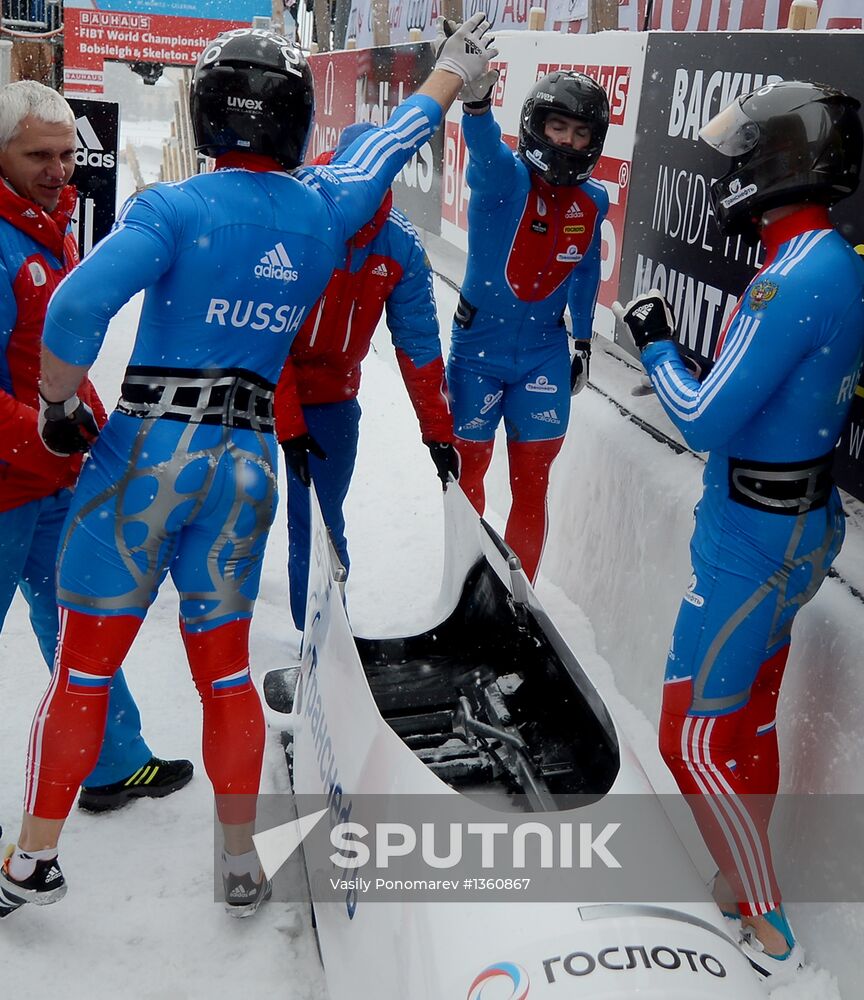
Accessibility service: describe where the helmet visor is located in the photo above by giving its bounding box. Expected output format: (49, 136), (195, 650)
(699, 99), (761, 157)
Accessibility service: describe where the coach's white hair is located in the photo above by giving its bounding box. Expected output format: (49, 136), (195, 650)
(0, 81), (75, 150)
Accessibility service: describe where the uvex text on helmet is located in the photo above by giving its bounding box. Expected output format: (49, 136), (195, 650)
(517, 71), (610, 187)
(699, 80), (863, 243)
(190, 28), (314, 170)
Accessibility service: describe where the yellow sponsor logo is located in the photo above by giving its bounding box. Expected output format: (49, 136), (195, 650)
(564, 225), (586, 234)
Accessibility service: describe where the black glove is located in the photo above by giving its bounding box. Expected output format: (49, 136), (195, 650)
(281, 432), (326, 487)
(426, 441), (460, 488)
(38, 391), (99, 456)
(570, 341), (591, 395)
(617, 291), (676, 351)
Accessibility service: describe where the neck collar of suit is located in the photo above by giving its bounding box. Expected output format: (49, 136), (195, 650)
(0, 181), (77, 258)
(760, 204), (832, 259)
(214, 151), (286, 173)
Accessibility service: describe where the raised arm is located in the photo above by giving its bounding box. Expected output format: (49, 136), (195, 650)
(463, 110), (519, 198)
(306, 15), (497, 243)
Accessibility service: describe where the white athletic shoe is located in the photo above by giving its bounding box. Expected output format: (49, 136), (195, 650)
(738, 921), (805, 987)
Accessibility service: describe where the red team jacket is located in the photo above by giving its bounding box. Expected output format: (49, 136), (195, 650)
(275, 153), (452, 445)
(0, 183), (106, 512)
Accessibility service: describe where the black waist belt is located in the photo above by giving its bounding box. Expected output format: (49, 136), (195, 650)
(728, 452), (834, 515)
(117, 366), (275, 433)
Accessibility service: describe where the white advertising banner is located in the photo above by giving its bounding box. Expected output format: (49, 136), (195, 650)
(639, 0), (864, 30)
(347, 0), (554, 47)
(547, 0), (588, 23)
(440, 30), (648, 339)
(345, 0), (864, 44)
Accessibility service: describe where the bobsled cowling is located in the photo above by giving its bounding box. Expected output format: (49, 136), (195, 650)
(269, 484), (764, 999)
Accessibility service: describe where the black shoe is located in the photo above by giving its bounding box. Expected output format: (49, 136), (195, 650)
(223, 870), (272, 918)
(78, 757), (194, 813)
(0, 847), (67, 916)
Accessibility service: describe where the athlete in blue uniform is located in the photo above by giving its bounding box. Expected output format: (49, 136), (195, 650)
(0, 17), (497, 918)
(619, 82), (864, 981)
(448, 71), (609, 582)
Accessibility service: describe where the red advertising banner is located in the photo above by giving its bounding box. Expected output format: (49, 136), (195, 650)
(441, 118), (480, 235)
(63, 9), (250, 95)
(308, 45), (443, 233)
(307, 49), (361, 159)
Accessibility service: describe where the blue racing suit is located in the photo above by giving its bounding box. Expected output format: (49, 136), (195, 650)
(42, 96), (441, 626)
(447, 109), (608, 443)
(650, 205), (864, 916)
(26, 97), (442, 822)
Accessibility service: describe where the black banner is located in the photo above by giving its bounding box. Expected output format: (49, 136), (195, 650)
(620, 33), (864, 499)
(67, 98), (119, 260)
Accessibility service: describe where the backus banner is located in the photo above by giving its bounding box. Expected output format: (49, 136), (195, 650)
(619, 30), (864, 496)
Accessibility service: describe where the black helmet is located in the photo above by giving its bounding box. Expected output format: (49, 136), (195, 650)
(700, 80), (863, 243)
(190, 28), (314, 169)
(517, 72), (609, 186)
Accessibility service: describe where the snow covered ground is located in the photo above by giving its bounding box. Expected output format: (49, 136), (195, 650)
(0, 112), (850, 999)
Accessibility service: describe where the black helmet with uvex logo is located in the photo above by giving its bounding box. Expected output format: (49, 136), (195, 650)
(517, 71), (610, 187)
(700, 80), (863, 243)
(190, 28), (314, 169)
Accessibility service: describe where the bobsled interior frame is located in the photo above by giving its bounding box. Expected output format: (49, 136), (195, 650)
(355, 521), (620, 810)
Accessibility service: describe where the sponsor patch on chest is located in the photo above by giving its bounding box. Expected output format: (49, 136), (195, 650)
(555, 245), (584, 264)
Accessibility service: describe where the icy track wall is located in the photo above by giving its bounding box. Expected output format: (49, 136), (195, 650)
(311, 27), (864, 994)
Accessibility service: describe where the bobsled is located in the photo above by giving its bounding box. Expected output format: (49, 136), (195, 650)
(265, 484), (765, 999)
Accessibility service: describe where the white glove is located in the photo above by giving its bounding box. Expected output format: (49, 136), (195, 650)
(461, 68), (499, 105)
(434, 12), (498, 86)
(435, 18), (499, 102)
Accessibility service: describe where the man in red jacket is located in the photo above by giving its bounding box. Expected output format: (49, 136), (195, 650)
(275, 122), (457, 630)
(0, 82), (191, 831)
